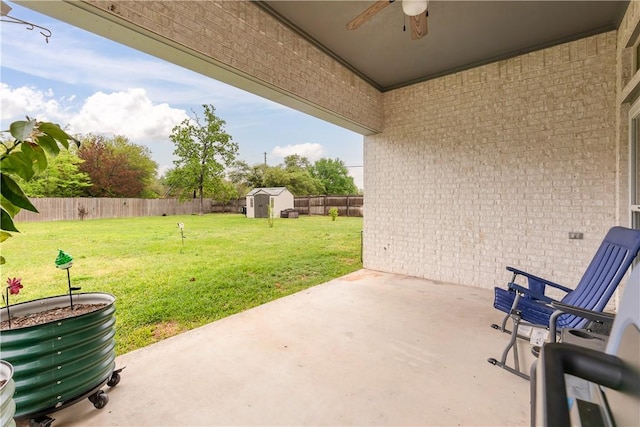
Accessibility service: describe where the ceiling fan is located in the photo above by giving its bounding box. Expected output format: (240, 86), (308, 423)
(346, 0), (429, 40)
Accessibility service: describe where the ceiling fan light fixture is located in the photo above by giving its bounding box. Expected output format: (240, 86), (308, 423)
(402, 0), (428, 17)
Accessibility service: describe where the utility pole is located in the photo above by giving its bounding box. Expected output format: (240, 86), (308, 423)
(263, 152), (267, 166)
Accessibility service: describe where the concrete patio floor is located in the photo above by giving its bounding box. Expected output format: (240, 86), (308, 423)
(44, 269), (530, 426)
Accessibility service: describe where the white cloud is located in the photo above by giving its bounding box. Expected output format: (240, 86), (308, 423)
(0, 13), (284, 113)
(1, 84), (188, 172)
(1, 85), (188, 142)
(0, 83), (66, 122)
(271, 143), (325, 162)
(0, 4), (363, 181)
(68, 88), (188, 141)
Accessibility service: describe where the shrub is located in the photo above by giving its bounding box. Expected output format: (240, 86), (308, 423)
(328, 207), (339, 221)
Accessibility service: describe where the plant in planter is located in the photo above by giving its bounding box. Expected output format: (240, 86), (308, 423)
(2, 277), (23, 329)
(0, 118), (121, 426)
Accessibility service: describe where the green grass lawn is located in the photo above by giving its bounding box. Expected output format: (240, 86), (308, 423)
(3, 214), (363, 354)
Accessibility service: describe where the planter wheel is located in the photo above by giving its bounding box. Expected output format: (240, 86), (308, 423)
(88, 390), (109, 409)
(107, 372), (120, 387)
(30, 416), (55, 427)
(107, 368), (124, 387)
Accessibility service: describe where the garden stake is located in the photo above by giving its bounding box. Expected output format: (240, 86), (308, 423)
(3, 289), (11, 329)
(178, 223), (186, 253)
(55, 250), (79, 310)
(67, 268), (73, 309)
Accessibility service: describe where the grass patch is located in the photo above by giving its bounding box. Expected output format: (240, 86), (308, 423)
(3, 214), (363, 354)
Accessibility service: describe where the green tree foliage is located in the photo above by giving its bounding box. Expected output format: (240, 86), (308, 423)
(19, 149), (92, 197)
(167, 104), (238, 214)
(283, 154), (311, 171)
(77, 134), (158, 198)
(245, 164), (268, 188)
(263, 165), (324, 195)
(310, 158), (358, 195)
(225, 155), (358, 197)
(216, 180), (241, 205)
(0, 118), (79, 264)
(227, 160), (255, 197)
(145, 176), (169, 199)
(227, 160), (252, 186)
(111, 135), (160, 198)
(254, 154), (323, 195)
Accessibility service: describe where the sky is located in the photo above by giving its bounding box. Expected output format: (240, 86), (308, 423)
(0, 2), (364, 189)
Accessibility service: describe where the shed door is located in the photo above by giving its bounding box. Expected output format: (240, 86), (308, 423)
(255, 194), (269, 218)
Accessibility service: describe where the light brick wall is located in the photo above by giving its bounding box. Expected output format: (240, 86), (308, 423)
(364, 32), (619, 293)
(23, 1), (637, 300)
(79, 0), (383, 133)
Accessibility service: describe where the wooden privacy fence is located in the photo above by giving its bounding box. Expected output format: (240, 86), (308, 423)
(14, 195), (363, 223)
(294, 195), (363, 217)
(15, 198), (212, 223)
(212, 196), (363, 217)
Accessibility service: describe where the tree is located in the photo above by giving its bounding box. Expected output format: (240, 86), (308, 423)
(283, 154), (311, 171)
(229, 156), (325, 196)
(245, 164), (268, 188)
(20, 149), (92, 197)
(216, 179), (241, 205)
(263, 165), (324, 195)
(310, 158), (358, 195)
(111, 135), (160, 198)
(227, 155), (357, 196)
(227, 161), (277, 194)
(77, 134), (158, 197)
(168, 104), (238, 214)
(227, 160), (254, 197)
(227, 160), (252, 186)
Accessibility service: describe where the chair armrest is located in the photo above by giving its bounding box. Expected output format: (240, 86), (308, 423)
(508, 283), (556, 304)
(540, 343), (639, 427)
(548, 302), (615, 340)
(550, 301), (615, 325)
(506, 266), (573, 293)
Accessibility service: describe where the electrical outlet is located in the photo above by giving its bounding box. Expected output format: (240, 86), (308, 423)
(569, 232), (584, 240)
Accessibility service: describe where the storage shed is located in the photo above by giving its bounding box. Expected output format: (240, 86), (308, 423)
(246, 187), (294, 218)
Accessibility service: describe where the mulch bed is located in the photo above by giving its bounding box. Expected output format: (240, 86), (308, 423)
(0, 304), (106, 330)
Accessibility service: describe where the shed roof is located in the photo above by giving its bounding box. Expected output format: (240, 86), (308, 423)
(246, 187), (290, 196)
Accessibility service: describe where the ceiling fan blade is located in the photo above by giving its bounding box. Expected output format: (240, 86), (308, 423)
(346, 0), (394, 31)
(409, 13), (428, 39)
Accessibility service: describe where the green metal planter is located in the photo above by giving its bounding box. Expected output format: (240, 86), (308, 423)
(0, 361), (16, 427)
(0, 293), (120, 423)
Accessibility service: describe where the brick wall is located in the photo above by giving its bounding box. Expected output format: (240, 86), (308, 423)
(364, 32), (619, 292)
(21, 1), (637, 299)
(82, 0), (383, 134)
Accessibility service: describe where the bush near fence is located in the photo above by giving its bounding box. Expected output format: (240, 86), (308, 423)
(14, 195), (363, 223)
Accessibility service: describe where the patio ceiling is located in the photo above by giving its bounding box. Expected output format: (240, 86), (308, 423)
(15, 0), (629, 136)
(256, 0), (629, 92)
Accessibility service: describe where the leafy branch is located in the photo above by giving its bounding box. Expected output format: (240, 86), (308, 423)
(1, 118), (79, 264)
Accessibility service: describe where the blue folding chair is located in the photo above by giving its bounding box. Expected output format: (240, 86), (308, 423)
(488, 226), (640, 379)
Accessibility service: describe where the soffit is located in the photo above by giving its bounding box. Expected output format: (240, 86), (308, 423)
(257, 1), (628, 91)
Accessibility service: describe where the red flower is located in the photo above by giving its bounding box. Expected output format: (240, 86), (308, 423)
(7, 277), (23, 295)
